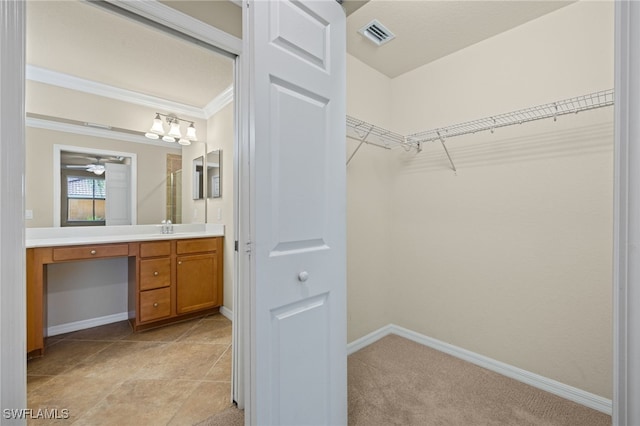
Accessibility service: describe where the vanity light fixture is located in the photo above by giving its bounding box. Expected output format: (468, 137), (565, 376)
(144, 113), (198, 146)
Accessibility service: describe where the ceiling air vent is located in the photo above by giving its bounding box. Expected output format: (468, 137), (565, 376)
(358, 19), (396, 46)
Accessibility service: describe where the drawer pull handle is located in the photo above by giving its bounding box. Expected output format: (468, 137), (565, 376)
(153, 271), (159, 276)
(90, 250), (97, 255)
(178, 261), (182, 265)
(153, 302), (159, 308)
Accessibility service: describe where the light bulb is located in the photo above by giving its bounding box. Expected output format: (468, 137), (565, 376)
(144, 132), (159, 140)
(162, 135), (176, 143)
(178, 138), (191, 146)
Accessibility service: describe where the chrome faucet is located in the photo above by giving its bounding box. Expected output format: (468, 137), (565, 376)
(160, 220), (173, 234)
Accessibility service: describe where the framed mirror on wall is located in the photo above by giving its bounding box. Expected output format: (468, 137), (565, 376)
(207, 150), (221, 198)
(193, 156), (204, 200)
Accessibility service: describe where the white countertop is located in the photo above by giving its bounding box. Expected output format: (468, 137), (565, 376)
(26, 224), (224, 248)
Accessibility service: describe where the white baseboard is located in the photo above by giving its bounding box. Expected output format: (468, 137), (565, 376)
(347, 324), (612, 415)
(220, 305), (232, 321)
(347, 324), (395, 355)
(47, 312), (129, 337)
(49, 307), (233, 337)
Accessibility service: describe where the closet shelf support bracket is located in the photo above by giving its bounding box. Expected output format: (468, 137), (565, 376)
(346, 126), (373, 166)
(437, 132), (457, 173)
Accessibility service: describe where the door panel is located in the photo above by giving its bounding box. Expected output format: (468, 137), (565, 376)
(271, 294), (330, 424)
(248, 0), (346, 424)
(270, 79), (328, 254)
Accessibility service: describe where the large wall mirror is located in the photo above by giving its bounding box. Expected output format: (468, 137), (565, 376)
(25, 0), (233, 227)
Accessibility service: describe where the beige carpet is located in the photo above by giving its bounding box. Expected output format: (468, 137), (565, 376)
(348, 334), (611, 426)
(196, 405), (244, 426)
(199, 334), (611, 425)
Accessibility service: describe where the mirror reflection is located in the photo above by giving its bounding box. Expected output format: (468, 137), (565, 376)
(193, 156), (204, 200)
(207, 150), (222, 199)
(25, 0), (233, 227)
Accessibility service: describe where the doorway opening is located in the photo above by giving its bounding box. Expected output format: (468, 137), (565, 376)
(24, 0), (243, 418)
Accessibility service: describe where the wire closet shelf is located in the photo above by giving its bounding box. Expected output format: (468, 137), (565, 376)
(346, 115), (415, 165)
(346, 115), (408, 148)
(407, 89), (615, 145)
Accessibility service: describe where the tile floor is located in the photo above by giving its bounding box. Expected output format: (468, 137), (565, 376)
(27, 314), (233, 425)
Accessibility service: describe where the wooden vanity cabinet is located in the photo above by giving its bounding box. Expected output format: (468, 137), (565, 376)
(136, 241), (172, 323)
(130, 237), (223, 331)
(27, 236), (223, 357)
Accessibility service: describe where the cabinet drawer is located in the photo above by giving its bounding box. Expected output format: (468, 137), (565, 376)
(140, 258), (171, 291)
(139, 287), (171, 322)
(52, 244), (129, 262)
(176, 238), (217, 255)
(140, 241), (171, 258)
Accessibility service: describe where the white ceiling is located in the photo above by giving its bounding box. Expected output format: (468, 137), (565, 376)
(347, 0), (573, 78)
(26, 0), (574, 108)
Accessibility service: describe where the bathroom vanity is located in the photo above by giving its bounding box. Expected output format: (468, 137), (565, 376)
(26, 224), (224, 357)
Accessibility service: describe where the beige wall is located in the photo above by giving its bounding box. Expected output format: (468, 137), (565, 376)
(347, 1), (614, 399)
(206, 102), (235, 311)
(161, 0), (242, 39)
(346, 54), (395, 341)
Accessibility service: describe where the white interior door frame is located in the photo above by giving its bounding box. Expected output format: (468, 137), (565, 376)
(613, 2), (640, 424)
(0, 0), (27, 417)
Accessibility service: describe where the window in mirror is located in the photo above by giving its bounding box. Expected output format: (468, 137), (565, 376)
(61, 171), (106, 226)
(207, 150), (221, 198)
(56, 147), (135, 227)
(193, 156), (204, 200)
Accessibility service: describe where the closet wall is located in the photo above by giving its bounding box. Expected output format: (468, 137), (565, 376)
(346, 55), (395, 341)
(347, 1), (614, 400)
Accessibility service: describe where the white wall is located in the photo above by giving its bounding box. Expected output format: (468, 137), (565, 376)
(347, 1), (614, 400)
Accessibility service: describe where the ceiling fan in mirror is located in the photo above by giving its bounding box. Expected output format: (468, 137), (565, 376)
(63, 155), (123, 176)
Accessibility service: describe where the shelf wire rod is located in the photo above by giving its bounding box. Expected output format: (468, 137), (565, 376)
(408, 89), (614, 146)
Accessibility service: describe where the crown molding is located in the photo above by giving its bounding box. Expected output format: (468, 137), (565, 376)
(27, 65), (207, 119)
(204, 85), (234, 118)
(27, 64), (234, 122)
(26, 116), (181, 150)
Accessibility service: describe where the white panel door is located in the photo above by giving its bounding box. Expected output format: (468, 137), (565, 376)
(247, 0), (346, 424)
(105, 163), (131, 226)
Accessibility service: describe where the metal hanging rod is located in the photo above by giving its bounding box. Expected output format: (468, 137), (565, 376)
(407, 89), (614, 145)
